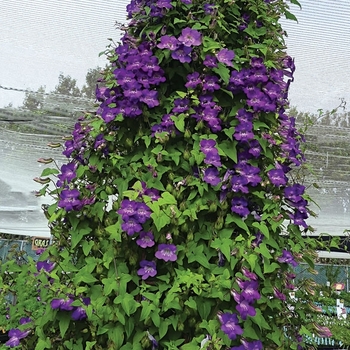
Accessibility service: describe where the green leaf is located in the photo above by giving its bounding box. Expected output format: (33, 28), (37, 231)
(184, 297), (197, 310)
(218, 140), (238, 163)
(58, 313), (71, 338)
(151, 211), (171, 231)
(86, 342), (97, 350)
(35, 338), (52, 350)
(105, 223), (122, 242)
(159, 321), (169, 339)
(40, 167), (59, 176)
(140, 301), (155, 321)
(151, 311), (161, 327)
(108, 325), (124, 349)
(203, 36), (221, 51)
(158, 192), (177, 205)
(264, 261), (280, 273)
(71, 226), (92, 249)
(285, 10), (298, 22)
(171, 113), (186, 132)
(118, 294), (139, 316)
(197, 300), (212, 319)
(82, 240), (94, 256)
(213, 63), (230, 85)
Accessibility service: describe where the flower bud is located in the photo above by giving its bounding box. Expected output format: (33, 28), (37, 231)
(33, 177), (51, 184)
(37, 158), (54, 164)
(47, 142), (61, 148)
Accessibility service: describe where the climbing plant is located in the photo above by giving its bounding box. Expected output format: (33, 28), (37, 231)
(1, 0), (331, 349)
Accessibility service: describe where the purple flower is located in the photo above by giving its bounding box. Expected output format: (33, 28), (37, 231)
(171, 45), (192, 63)
(19, 317), (31, 325)
(58, 189), (81, 212)
(234, 122), (254, 142)
(278, 249), (298, 267)
(178, 27), (202, 47)
(137, 260), (157, 280)
(172, 98), (190, 113)
(51, 298), (74, 311)
(242, 267), (258, 281)
(200, 139), (218, 155)
(57, 162), (77, 186)
(231, 197), (250, 217)
(241, 339), (263, 350)
(180, 0), (192, 3)
(6, 329), (30, 348)
(237, 164), (261, 187)
(140, 90), (159, 108)
(218, 312), (243, 340)
(231, 176), (249, 194)
(273, 287), (286, 301)
(240, 280), (261, 303)
(185, 72), (201, 89)
(135, 203), (152, 223)
(203, 55), (218, 68)
(136, 231), (155, 248)
(156, 0), (172, 9)
(216, 48), (235, 67)
(121, 217), (143, 236)
(71, 298), (90, 321)
(147, 331), (158, 350)
(157, 35), (179, 50)
(236, 299), (257, 320)
(36, 261), (55, 273)
(155, 244), (177, 262)
(204, 3), (215, 15)
(204, 150), (222, 167)
(284, 184), (305, 202)
(268, 168), (288, 186)
(117, 199), (138, 219)
(203, 75), (220, 92)
(203, 167), (221, 186)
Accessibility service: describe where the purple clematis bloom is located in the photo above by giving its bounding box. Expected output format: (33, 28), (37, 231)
(71, 298), (90, 321)
(216, 48), (235, 67)
(137, 260), (157, 280)
(155, 244), (177, 261)
(172, 98), (190, 113)
(200, 139), (218, 155)
(6, 329), (31, 348)
(204, 150), (222, 167)
(171, 45), (192, 63)
(204, 3), (215, 15)
(267, 168), (288, 186)
(117, 199), (138, 219)
(57, 162), (77, 186)
(231, 175), (249, 194)
(203, 75), (220, 92)
(178, 27), (202, 47)
(36, 261), (55, 273)
(203, 167), (221, 186)
(241, 339), (263, 350)
(231, 197), (250, 217)
(236, 299), (257, 320)
(278, 249), (298, 267)
(58, 189), (81, 212)
(136, 231), (155, 248)
(157, 35), (179, 50)
(135, 202), (152, 223)
(273, 287), (286, 301)
(185, 72), (202, 89)
(218, 312), (243, 340)
(203, 55), (218, 68)
(121, 217), (143, 236)
(19, 317), (31, 325)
